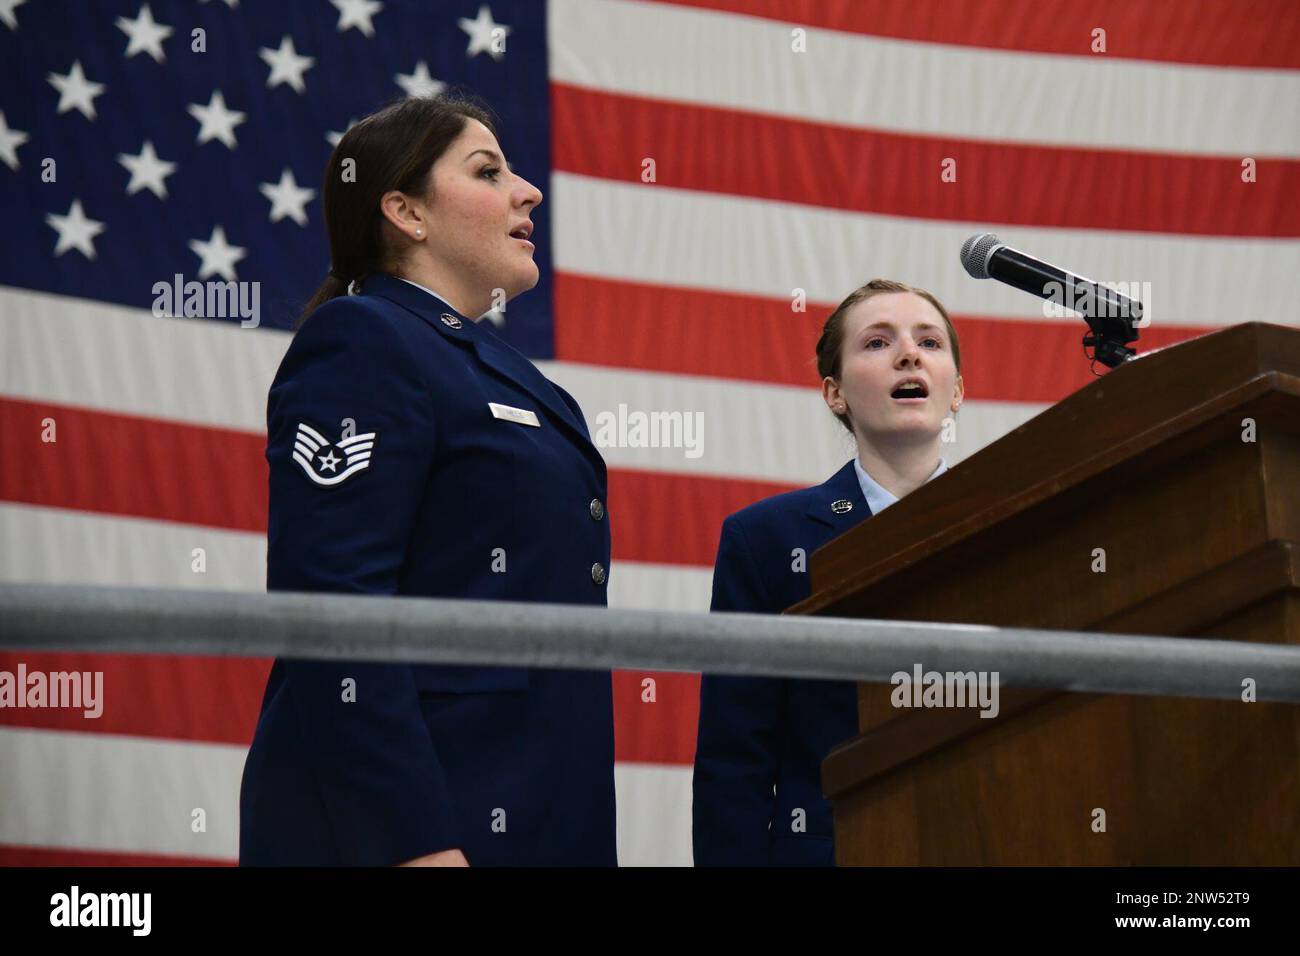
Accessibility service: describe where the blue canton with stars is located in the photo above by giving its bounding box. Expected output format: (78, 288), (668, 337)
(0, 0), (556, 354)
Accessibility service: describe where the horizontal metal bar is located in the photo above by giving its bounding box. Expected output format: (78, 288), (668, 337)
(1, 583), (1298, 703)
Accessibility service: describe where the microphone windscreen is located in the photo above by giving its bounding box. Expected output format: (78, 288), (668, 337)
(960, 233), (1002, 279)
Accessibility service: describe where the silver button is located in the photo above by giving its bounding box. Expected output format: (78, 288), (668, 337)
(439, 312), (463, 329)
(591, 562), (607, 585)
(589, 498), (605, 521)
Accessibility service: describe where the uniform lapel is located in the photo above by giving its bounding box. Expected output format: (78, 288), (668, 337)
(805, 459), (872, 530)
(470, 327), (584, 436)
(362, 274), (604, 472)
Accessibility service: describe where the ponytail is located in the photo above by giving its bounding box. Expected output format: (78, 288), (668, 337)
(296, 273), (351, 329)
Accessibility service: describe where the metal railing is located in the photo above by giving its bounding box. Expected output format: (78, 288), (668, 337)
(2, 583), (1298, 702)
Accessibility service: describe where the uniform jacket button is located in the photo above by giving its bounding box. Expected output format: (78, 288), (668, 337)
(589, 498), (605, 521)
(591, 562), (607, 585)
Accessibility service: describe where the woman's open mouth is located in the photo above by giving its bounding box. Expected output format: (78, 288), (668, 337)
(890, 379), (929, 404)
(509, 223), (534, 249)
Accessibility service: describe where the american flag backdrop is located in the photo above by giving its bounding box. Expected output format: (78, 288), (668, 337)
(1, 0), (1297, 866)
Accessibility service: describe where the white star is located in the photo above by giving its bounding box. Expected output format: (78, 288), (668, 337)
(199, 0), (238, 6)
(326, 118), (358, 148)
(259, 35), (314, 94)
(0, 0), (26, 30)
(46, 199), (106, 259)
(189, 225), (247, 281)
(0, 110), (29, 171)
(259, 168), (316, 226)
(317, 450), (340, 472)
(116, 4), (172, 63)
(187, 90), (246, 149)
(47, 61), (106, 121)
(331, 0), (382, 38)
(394, 60), (445, 98)
(459, 4), (510, 60)
(117, 141), (177, 199)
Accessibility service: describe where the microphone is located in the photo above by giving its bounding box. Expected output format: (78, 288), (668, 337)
(960, 233), (1141, 367)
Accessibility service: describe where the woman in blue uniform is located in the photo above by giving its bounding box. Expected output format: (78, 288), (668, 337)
(239, 95), (616, 866)
(692, 279), (965, 866)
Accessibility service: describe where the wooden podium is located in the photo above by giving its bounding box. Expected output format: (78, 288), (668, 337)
(790, 322), (1300, 865)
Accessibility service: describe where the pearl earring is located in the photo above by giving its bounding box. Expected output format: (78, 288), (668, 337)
(415, 228), (423, 237)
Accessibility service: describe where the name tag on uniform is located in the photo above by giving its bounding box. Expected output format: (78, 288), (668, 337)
(488, 402), (541, 427)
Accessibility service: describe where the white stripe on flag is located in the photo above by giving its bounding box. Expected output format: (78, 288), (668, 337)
(0, 728), (698, 866)
(548, 0), (1300, 157)
(0, 504), (717, 611)
(0, 727), (244, 861)
(607, 559), (712, 613)
(0, 287), (1048, 484)
(545, 361), (1046, 483)
(0, 504), (268, 591)
(550, 173), (1300, 327)
(0, 287), (286, 431)
(615, 761), (694, 866)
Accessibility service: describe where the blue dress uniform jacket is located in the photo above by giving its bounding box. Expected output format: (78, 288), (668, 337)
(239, 273), (617, 867)
(693, 460), (871, 866)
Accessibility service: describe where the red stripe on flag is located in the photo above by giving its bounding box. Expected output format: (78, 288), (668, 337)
(651, 0), (1300, 69)
(551, 84), (1300, 238)
(0, 652), (702, 766)
(0, 844), (234, 866)
(553, 275), (827, 391)
(0, 652), (269, 744)
(613, 671), (700, 765)
(553, 273), (1209, 401)
(610, 469), (797, 567)
(0, 397), (795, 566)
(0, 399), (267, 532)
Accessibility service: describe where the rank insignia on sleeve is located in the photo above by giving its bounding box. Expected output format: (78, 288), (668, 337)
(292, 422), (376, 486)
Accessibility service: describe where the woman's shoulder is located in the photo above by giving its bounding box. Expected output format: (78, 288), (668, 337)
(724, 482), (828, 537)
(724, 459), (858, 537)
(271, 296), (450, 404)
(296, 292), (433, 347)
(283, 293), (454, 379)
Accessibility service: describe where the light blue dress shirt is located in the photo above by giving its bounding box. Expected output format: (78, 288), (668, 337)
(854, 455), (948, 515)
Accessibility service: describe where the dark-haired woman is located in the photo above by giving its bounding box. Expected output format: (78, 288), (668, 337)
(692, 279), (965, 866)
(239, 96), (616, 866)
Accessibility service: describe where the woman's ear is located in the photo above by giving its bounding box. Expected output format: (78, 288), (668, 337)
(951, 373), (965, 412)
(822, 376), (845, 413)
(379, 189), (426, 241)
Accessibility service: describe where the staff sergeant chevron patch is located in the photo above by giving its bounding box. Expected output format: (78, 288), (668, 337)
(292, 422), (376, 487)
